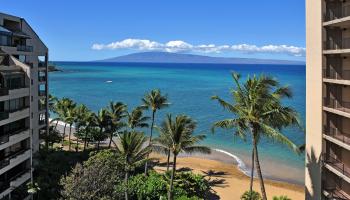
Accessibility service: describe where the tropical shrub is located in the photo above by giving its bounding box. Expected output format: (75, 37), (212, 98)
(120, 171), (209, 200)
(240, 190), (262, 200)
(273, 196), (292, 200)
(60, 150), (124, 200)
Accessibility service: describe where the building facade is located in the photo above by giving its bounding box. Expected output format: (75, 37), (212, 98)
(0, 13), (48, 199)
(306, 0), (350, 199)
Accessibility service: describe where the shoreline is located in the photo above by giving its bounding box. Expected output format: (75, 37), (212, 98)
(50, 118), (304, 186)
(152, 153), (304, 199)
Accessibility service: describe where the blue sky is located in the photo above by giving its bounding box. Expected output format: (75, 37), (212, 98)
(2, 0), (305, 61)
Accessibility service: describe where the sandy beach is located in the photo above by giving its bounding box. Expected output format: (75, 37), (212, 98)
(153, 154), (305, 200)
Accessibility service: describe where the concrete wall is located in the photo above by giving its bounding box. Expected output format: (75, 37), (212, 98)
(305, 0), (323, 199)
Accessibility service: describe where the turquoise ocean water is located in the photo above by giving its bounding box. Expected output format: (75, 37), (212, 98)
(49, 62), (306, 184)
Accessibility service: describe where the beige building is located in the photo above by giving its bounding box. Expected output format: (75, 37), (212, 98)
(306, 0), (350, 199)
(0, 13), (48, 199)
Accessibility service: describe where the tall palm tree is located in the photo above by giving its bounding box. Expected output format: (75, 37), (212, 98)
(72, 104), (90, 152)
(66, 108), (75, 151)
(212, 73), (302, 200)
(83, 111), (96, 151)
(94, 108), (110, 150)
(51, 98), (76, 146)
(107, 101), (127, 148)
(127, 107), (150, 130)
(155, 114), (210, 200)
(153, 129), (173, 171)
(141, 89), (170, 174)
(114, 131), (151, 200)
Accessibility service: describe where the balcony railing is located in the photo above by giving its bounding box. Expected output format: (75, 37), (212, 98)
(324, 5), (350, 22)
(324, 98), (350, 113)
(38, 61), (46, 68)
(0, 112), (9, 121)
(324, 126), (350, 145)
(38, 90), (46, 97)
(0, 88), (9, 96)
(38, 76), (46, 82)
(324, 38), (350, 50)
(323, 69), (350, 80)
(0, 149), (30, 170)
(0, 127), (30, 145)
(9, 168), (31, 183)
(16, 45), (33, 52)
(39, 119), (46, 125)
(324, 153), (350, 178)
(324, 186), (350, 200)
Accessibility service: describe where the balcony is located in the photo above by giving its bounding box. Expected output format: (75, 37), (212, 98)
(9, 169), (31, 188)
(38, 61), (46, 68)
(324, 38), (350, 51)
(324, 187), (350, 200)
(324, 98), (350, 116)
(0, 88), (9, 97)
(324, 126), (350, 146)
(0, 112), (9, 121)
(0, 149), (30, 171)
(324, 68), (350, 81)
(16, 45), (33, 52)
(324, 4), (350, 22)
(324, 153), (350, 179)
(0, 127), (30, 146)
(38, 90), (46, 97)
(38, 75), (46, 82)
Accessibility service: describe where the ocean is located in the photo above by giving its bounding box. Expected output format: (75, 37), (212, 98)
(49, 62), (306, 185)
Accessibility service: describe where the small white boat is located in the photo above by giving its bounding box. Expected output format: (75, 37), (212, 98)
(106, 80), (113, 83)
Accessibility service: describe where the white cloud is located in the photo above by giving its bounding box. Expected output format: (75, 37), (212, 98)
(92, 38), (305, 57)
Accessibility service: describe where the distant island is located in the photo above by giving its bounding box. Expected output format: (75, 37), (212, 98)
(96, 52), (305, 65)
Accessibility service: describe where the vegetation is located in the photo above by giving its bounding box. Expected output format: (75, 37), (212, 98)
(141, 89), (170, 174)
(240, 190), (262, 200)
(272, 196), (292, 200)
(212, 73), (302, 200)
(60, 150), (123, 200)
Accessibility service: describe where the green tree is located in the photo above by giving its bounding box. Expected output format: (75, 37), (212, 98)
(153, 129), (173, 171)
(212, 73), (301, 200)
(60, 150), (123, 200)
(114, 131), (151, 200)
(141, 89), (170, 174)
(273, 196), (292, 200)
(240, 190), (262, 200)
(94, 109), (110, 150)
(72, 104), (91, 152)
(127, 107), (150, 130)
(157, 114), (210, 200)
(107, 101), (127, 148)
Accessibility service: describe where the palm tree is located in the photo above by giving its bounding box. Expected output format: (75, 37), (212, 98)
(155, 114), (210, 200)
(107, 101), (127, 148)
(66, 108), (75, 151)
(114, 131), (151, 200)
(72, 104), (90, 152)
(51, 98), (76, 147)
(94, 109), (110, 150)
(141, 89), (170, 174)
(83, 111), (96, 151)
(153, 129), (173, 171)
(127, 107), (150, 130)
(212, 73), (302, 200)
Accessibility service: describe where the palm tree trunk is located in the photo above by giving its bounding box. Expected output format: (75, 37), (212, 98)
(253, 136), (267, 200)
(108, 132), (113, 148)
(68, 125), (72, 151)
(250, 140), (255, 194)
(62, 124), (67, 146)
(97, 140), (100, 150)
(55, 120), (59, 130)
(125, 171), (129, 200)
(166, 149), (171, 171)
(168, 154), (177, 200)
(144, 111), (156, 175)
(83, 127), (88, 151)
(76, 136), (79, 152)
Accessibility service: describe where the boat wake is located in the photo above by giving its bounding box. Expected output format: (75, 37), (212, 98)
(213, 148), (252, 177)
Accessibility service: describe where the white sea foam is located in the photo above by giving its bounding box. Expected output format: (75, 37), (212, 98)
(213, 148), (252, 177)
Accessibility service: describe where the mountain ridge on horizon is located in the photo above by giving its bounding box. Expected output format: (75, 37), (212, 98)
(95, 52), (305, 65)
